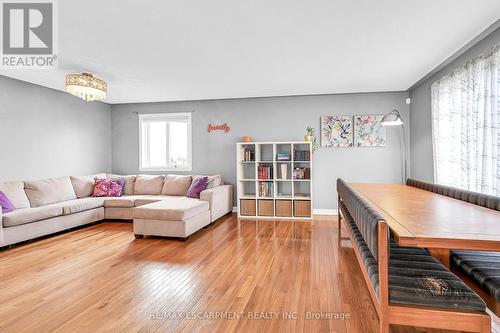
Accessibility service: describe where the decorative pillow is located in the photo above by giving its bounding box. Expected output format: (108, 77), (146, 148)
(187, 176), (209, 199)
(162, 175), (192, 196)
(0, 191), (15, 214)
(107, 174), (136, 195)
(92, 178), (125, 197)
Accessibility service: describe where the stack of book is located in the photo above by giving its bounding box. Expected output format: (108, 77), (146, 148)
(259, 182), (273, 197)
(294, 150), (311, 161)
(240, 147), (255, 161)
(293, 167), (311, 180)
(276, 153), (291, 161)
(258, 165), (273, 179)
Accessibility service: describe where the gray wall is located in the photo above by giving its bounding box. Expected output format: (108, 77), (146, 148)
(111, 92), (409, 209)
(0, 75), (112, 181)
(409, 27), (500, 181)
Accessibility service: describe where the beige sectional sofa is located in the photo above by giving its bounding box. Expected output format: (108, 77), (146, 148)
(0, 174), (233, 247)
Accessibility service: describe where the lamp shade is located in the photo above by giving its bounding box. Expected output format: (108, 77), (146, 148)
(381, 110), (403, 126)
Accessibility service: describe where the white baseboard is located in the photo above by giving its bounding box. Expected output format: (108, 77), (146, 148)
(232, 207), (337, 216)
(313, 209), (337, 215)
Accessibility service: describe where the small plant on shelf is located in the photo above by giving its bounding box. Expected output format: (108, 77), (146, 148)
(304, 127), (318, 152)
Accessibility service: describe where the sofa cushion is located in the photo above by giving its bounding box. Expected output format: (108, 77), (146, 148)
(107, 174), (136, 195)
(0, 181), (30, 209)
(134, 175), (164, 195)
(134, 197), (209, 221)
(70, 176), (95, 198)
(104, 195), (145, 208)
(58, 197), (105, 215)
(161, 175), (192, 196)
(24, 176), (77, 208)
(2, 204), (63, 227)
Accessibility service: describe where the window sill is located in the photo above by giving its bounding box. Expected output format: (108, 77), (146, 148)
(139, 167), (192, 172)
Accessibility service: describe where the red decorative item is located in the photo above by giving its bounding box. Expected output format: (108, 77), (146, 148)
(208, 123), (230, 133)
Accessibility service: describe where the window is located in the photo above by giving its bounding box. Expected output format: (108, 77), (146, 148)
(139, 113), (192, 171)
(431, 45), (499, 196)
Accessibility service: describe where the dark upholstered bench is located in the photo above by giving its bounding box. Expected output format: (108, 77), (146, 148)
(451, 250), (500, 316)
(406, 178), (500, 316)
(406, 178), (500, 211)
(337, 178), (490, 333)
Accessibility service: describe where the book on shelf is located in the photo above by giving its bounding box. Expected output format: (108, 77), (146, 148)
(258, 165), (273, 179)
(240, 147), (255, 162)
(294, 150), (311, 161)
(280, 164), (288, 179)
(294, 192), (311, 198)
(293, 167), (310, 180)
(258, 181), (273, 197)
(276, 153), (291, 161)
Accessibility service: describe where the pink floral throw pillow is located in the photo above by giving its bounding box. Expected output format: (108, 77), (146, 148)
(92, 178), (125, 197)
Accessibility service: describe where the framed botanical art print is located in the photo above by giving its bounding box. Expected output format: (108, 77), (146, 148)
(354, 115), (386, 147)
(321, 115), (353, 148)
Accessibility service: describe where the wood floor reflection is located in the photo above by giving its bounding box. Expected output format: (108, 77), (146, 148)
(0, 214), (497, 332)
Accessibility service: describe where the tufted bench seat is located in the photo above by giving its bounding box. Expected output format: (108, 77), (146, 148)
(451, 250), (500, 315)
(336, 178), (490, 332)
(340, 201), (486, 312)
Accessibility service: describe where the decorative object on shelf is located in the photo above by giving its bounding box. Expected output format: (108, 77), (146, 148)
(381, 110), (407, 182)
(304, 127), (314, 141)
(304, 127), (319, 152)
(207, 123), (231, 133)
(321, 115), (353, 148)
(354, 115), (386, 147)
(65, 73), (107, 102)
(242, 136), (252, 142)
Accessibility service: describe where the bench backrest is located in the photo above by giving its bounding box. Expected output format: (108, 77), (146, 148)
(406, 178), (500, 211)
(337, 178), (387, 259)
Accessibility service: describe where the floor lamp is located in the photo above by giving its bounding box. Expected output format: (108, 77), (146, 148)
(381, 110), (407, 183)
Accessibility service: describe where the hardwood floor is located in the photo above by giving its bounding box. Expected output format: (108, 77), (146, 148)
(0, 214), (498, 333)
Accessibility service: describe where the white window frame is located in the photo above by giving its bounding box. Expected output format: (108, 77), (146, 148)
(139, 112), (192, 172)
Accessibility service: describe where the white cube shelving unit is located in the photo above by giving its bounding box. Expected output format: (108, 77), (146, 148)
(236, 141), (313, 220)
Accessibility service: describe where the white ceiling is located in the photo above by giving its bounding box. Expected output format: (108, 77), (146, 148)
(1, 0), (500, 104)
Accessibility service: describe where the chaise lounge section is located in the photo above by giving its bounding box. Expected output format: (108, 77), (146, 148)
(0, 174), (233, 247)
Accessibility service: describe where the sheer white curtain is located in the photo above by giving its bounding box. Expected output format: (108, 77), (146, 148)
(431, 45), (499, 196)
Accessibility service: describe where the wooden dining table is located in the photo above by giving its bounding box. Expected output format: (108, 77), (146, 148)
(349, 183), (500, 268)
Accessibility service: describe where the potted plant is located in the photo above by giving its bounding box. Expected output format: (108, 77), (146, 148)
(305, 127), (314, 141)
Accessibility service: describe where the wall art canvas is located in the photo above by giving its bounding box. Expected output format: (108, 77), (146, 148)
(320, 115), (353, 148)
(354, 115), (386, 147)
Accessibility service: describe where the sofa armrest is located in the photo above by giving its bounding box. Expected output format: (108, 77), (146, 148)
(200, 185), (233, 222)
(0, 211), (4, 246)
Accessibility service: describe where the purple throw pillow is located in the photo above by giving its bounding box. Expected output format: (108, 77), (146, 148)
(187, 176), (209, 199)
(92, 178), (125, 197)
(0, 191), (15, 214)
